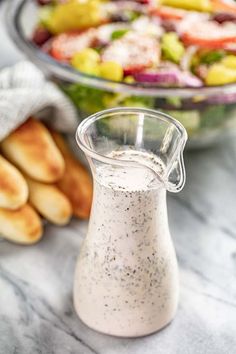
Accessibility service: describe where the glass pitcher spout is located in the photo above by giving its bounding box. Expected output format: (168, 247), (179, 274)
(159, 116), (187, 193)
(165, 148), (186, 193)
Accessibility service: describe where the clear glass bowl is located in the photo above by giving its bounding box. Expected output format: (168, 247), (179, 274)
(6, 0), (236, 148)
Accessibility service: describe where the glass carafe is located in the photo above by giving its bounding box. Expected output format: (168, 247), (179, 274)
(74, 107), (187, 337)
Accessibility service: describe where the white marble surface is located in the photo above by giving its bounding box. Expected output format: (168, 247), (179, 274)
(1, 3), (236, 354)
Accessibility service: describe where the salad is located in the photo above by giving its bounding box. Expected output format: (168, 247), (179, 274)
(33, 0), (236, 87)
(30, 0), (236, 144)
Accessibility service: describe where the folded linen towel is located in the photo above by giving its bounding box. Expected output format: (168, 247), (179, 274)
(0, 61), (78, 141)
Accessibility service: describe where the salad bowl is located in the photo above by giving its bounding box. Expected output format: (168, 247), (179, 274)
(6, 0), (236, 148)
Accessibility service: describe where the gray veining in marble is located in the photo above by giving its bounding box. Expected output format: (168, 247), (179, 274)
(0, 3), (236, 354)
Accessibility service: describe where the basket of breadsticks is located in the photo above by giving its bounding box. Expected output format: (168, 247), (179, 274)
(0, 62), (92, 245)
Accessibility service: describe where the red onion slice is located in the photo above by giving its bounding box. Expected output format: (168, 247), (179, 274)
(134, 68), (203, 87)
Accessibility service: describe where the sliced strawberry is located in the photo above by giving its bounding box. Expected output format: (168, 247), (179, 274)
(101, 32), (160, 73)
(50, 29), (97, 62)
(182, 21), (236, 49)
(150, 6), (187, 20)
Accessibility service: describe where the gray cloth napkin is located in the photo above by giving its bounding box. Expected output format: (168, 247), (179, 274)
(0, 61), (78, 141)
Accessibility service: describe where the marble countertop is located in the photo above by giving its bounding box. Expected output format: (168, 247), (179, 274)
(0, 4), (236, 354)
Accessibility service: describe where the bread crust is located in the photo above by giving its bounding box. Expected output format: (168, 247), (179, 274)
(26, 177), (72, 225)
(51, 132), (93, 219)
(0, 155), (28, 210)
(1, 118), (65, 183)
(0, 204), (43, 244)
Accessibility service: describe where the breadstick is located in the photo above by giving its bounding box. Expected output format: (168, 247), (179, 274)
(1, 118), (65, 183)
(51, 131), (92, 219)
(0, 204), (43, 245)
(26, 176), (72, 226)
(0, 155), (28, 209)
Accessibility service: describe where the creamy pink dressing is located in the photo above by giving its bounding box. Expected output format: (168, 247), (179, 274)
(74, 150), (179, 337)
